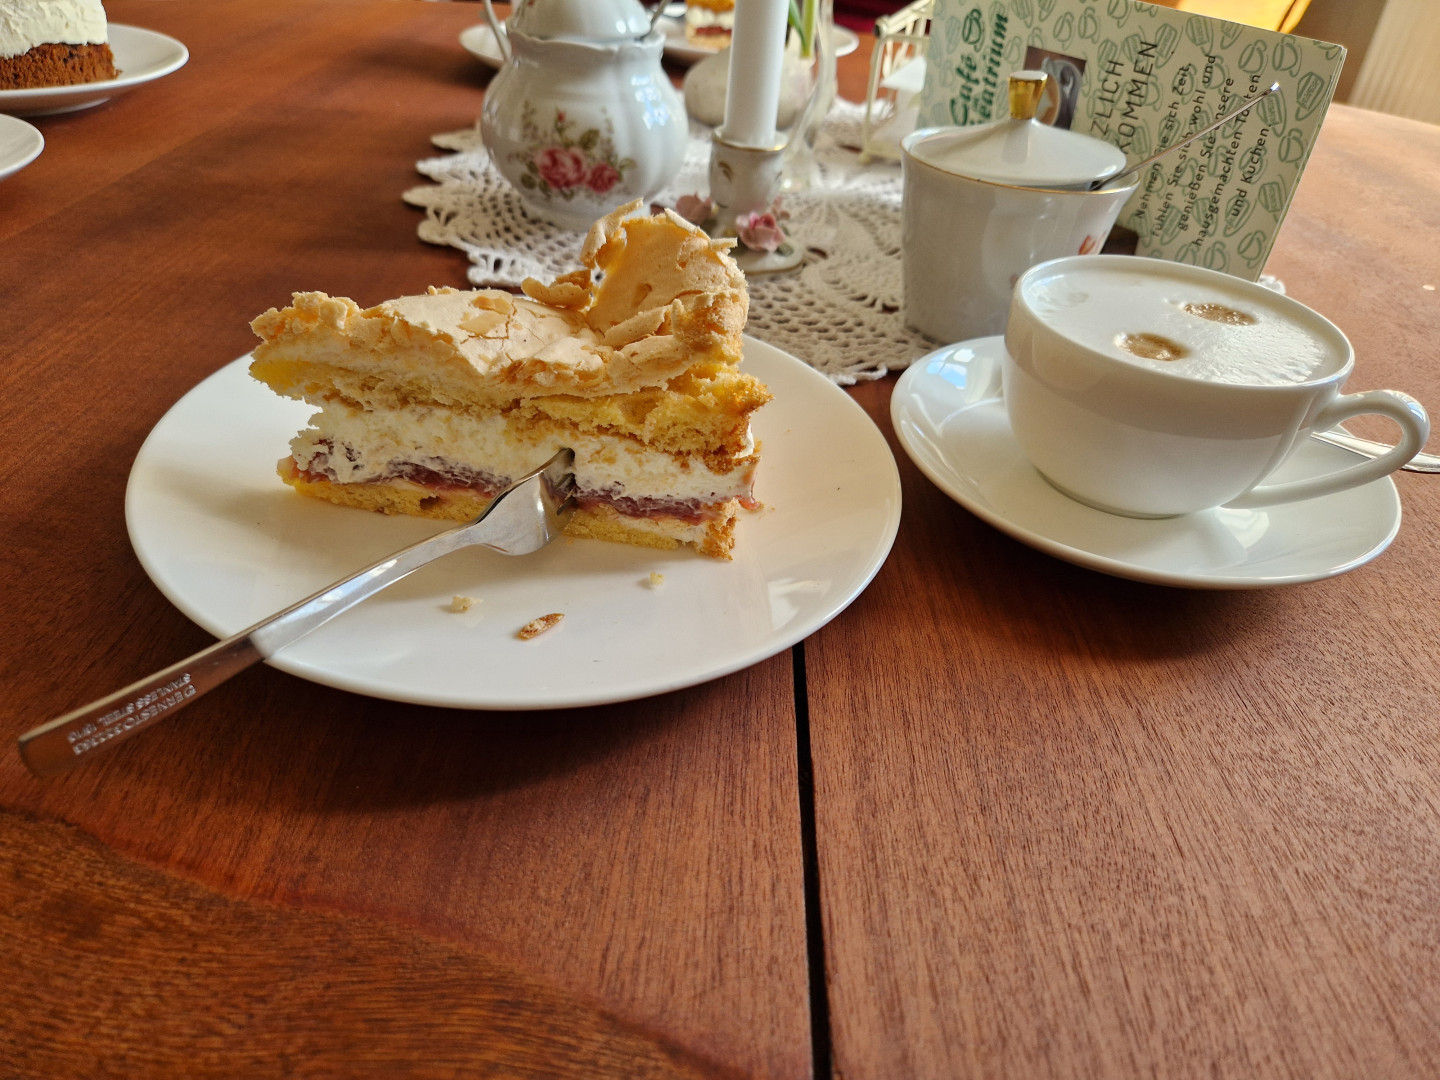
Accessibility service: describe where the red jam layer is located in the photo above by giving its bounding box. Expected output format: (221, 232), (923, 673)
(296, 446), (752, 525)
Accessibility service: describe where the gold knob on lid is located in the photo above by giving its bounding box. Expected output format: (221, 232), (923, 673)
(1008, 70), (1049, 121)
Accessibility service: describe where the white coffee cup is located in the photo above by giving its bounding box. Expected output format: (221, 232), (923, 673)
(900, 128), (1138, 345)
(1003, 255), (1430, 518)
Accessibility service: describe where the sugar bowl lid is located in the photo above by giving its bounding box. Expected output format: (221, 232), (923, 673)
(507, 0), (656, 41)
(904, 72), (1127, 189)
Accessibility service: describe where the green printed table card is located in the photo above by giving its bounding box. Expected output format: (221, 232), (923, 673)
(915, 0), (1345, 280)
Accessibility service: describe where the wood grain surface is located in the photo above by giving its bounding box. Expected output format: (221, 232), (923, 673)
(812, 107), (1440, 1078)
(5, 2), (1440, 1077)
(0, 2), (810, 1076)
(0, 809), (748, 1079)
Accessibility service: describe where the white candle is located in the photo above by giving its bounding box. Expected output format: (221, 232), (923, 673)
(720, 0), (789, 148)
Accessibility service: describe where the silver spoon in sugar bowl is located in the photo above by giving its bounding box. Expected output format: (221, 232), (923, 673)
(1090, 82), (1281, 192)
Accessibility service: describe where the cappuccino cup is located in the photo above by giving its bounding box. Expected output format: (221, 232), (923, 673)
(1003, 256), (1430, 518)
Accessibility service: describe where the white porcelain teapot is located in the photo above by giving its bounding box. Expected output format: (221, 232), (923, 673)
(480, 0), (688, 231)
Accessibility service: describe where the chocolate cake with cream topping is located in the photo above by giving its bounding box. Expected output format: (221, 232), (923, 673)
(0, 0), (116, 89)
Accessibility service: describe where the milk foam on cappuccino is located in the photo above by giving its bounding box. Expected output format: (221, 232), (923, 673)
(1023, 261), (1338, 386)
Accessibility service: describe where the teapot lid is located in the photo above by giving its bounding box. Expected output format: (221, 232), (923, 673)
(904, 71), (1127, 189)
(508, 0), (654, 40)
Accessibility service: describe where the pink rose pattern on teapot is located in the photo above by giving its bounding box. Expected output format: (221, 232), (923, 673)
(513, 104), (635, 204)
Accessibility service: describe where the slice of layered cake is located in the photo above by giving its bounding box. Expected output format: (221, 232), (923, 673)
(249, 203), (769, 559)
(683, 0), (734, 50)
(0, 0), (118, 89)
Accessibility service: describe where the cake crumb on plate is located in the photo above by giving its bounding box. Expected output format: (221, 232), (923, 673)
(518, 613), (564, 639)
(450, 595), (480, 613)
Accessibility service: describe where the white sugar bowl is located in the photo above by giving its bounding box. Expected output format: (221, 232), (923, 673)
(480, 0), (687, 231)
(901, 71), (1137, 343)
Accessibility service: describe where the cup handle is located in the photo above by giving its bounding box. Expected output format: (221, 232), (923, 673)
(482, 0), (511, 63)
(1225, 389), (1430, 509)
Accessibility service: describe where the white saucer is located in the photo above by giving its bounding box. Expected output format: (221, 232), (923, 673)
(0, 25), (188, 117)
(0, 115), (43, 181)
(462, 20), (858, 70)
(891, 337), (1403, 589)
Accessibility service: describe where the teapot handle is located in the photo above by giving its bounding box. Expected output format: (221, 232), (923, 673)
(482, 0), (512, 62)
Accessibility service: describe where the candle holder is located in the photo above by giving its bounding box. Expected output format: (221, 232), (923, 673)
(671, 0), (834, 275)
(702, 130), (805, 275)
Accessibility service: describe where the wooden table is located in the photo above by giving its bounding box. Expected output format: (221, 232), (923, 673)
(3, 2), (1438, 1076)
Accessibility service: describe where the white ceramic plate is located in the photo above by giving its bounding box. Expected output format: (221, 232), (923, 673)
(0, 114), (43, 181)
(0, 25), (188, 117)
(656, 17), (860, 65)
(459, 22), (506, 69)
(892, 337), (1403, 590)
(461, 19), (858, 70)
(126, 338), (901, 709)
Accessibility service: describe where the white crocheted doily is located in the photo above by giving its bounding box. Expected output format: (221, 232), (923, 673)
(404, 100), (935, 384)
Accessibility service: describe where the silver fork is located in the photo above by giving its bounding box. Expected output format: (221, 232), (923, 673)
(1312, 429), (1440, 474)
(18, 449), (577, 778)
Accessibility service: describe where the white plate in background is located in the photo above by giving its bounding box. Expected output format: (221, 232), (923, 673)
(459, 22), (506, 69)
(0, 115), (43, 181)
(657, 17), (859, 65)
(0, 25), (188, 117)
(462, 18), (858, 69)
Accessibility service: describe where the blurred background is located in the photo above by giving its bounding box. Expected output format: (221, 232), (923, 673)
(833, 0), (1439, 124)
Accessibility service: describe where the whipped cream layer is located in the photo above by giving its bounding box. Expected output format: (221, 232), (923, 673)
(291, 402), (758, 520)
(0, 0), (107, 58)
(684, 4), (733, 36)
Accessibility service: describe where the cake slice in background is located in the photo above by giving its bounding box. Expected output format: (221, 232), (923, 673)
(0, 0), (117, 89)
(683, 0), (734, 50)
(249, 203), (770, 559)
